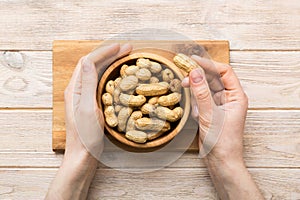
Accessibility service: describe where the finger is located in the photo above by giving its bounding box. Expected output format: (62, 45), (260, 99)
(191, 55), (247, 104)
(192, 55), (243, 92)
(80, 58), (98, 110)
(215, 62), (244, 92)
(213, 90), (226, 106)
(181, 77), (190, 88)
(189, 68), (215, 116)
(97, 43), (133, 67)
(117, 43), (133, 59)
(191, 55), (224, 93)
(88, 43), (120, 65)
(88, 43), (132, 74)
(96, 43), (132, 75)
(189, 68), (216, 153)
(89, 43), (120, 74)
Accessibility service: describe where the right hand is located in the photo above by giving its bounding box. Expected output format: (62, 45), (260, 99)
(182, 55), (248, 166)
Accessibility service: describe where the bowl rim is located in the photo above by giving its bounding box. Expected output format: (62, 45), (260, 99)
(97, 51), (191, 149)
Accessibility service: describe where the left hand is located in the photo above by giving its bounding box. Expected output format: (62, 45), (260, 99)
(46, 43), (132, 200)
(64, 43), (132, 162)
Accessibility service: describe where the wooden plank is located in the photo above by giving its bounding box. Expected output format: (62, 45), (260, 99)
(0, 0), (299, 50)
(52, 40), (230, 151)
(0, 148), (299, 169)
(0, 168), (298, 199)
(1, 50), (299, 109)
(0, 51), (52, 108)
(231, 51), (300, 108)
(0, 152), (62, 168)
(0, 110), (299, 168)
(0, 110), (52, 152)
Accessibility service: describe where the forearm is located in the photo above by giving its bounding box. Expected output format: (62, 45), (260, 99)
(206, 159), (264, 200)
(46, 152), (98, 200)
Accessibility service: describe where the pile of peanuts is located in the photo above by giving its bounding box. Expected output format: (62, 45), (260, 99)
(102, 57), (184, 144)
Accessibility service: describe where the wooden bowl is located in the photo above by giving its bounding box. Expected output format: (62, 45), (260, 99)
(97, 51), (190, 149)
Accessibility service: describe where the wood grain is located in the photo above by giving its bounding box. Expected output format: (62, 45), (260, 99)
(0, 110), (298, 168)
(52, 40), (230, 151)
(0, 168), (298, 199)
(0, 51), (52, 108)
(0, 110), (52, 152)
(231, 51), (300, 109)
(0, 1), (299, 198)
(0, 0), (299, 50)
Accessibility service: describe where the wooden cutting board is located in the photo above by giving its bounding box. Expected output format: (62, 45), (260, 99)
(52, 40), (229, 151)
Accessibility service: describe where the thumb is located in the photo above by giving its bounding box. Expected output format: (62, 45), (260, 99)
(190, 69), (223, 158)
(80, 58), (98, 110)
(189, 68), (214, 120)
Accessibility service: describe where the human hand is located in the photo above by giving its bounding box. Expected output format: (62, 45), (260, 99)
(46, 43), (132, 200)
(182, 56), (263, 200)
(182, 56), (248, 165)
(64, 43), (132, 162)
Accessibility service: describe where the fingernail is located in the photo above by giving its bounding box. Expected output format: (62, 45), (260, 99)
(191, 68), (203, 83)
(108, 43), (119, 48)
(119, 43), (132, 55)
(104, 43), (120, 51)
(181, 77), (190, 87)
(83, 58), (93, 72)
(120, 43), (131, 50)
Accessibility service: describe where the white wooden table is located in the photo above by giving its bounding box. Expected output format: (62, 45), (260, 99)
(0, 1), (299, 199)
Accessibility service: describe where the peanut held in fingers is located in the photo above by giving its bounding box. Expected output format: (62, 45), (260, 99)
(173, 53), (200, 73)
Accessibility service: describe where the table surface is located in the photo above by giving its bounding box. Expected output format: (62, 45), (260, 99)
(0, 1), (299, 199)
